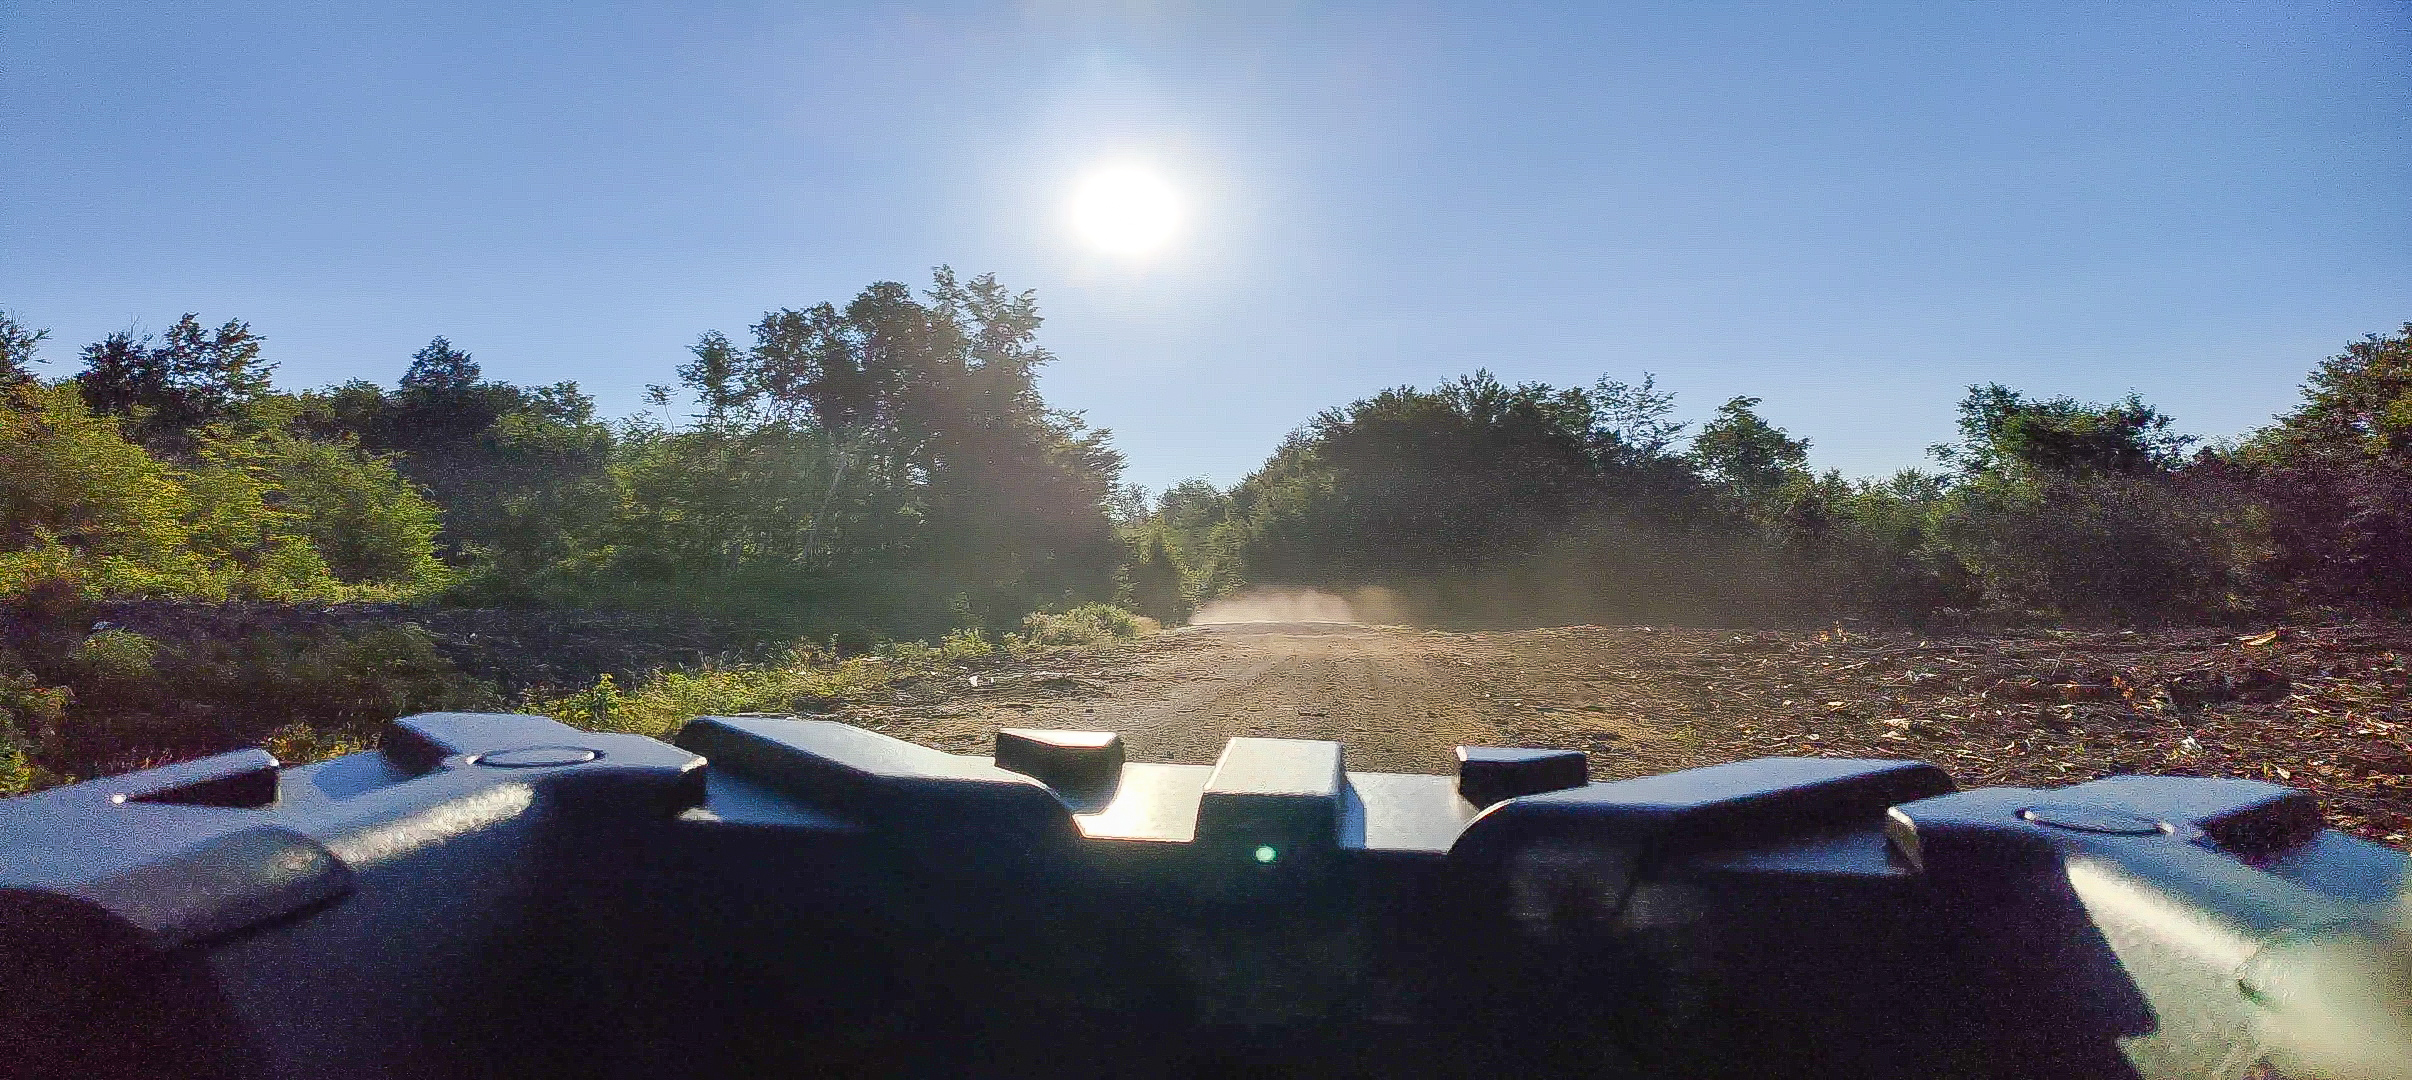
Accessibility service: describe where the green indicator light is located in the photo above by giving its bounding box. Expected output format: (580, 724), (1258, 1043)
(1254, 845), (1278, 864)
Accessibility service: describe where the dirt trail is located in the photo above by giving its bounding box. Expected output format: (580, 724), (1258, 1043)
(869, 622), (1700, 780)
(850, 619), (2412, 846)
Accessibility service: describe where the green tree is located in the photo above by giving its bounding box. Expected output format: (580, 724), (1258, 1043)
(299, 340), (617, 582)
(1231, 371), (1718, 580)
(1123, 530), (1188, 624)
(1240, 373), (1590, 575)
(0, 383), (200, 596)
(1127, 480), (1249, 603)
(2259, 323), (2412, 463)
(1104, 483), (1151, 527)
(1692, 396), (1811, 501)
(247, 432), (447, 587)
(669, 269), (1127, 608)
(677, 331), (749, 431)
(608, 422), (838, 575)
(1586, 373), (1689, 466)
(1157, 480), (1227, 531)
(0, 312), (47, 388)
(2235, 324), (2412, 600)
(75, 314), (276, 453)
(1931, 384), (2193, 480)
(386, 337), (525, 449)
(1914, 386), (2266, 614)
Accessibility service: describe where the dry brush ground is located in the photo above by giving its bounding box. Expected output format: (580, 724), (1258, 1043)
(1491, 621), (2412, 845)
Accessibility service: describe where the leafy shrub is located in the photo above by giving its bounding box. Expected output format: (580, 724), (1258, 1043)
(2249, 456), (2412, 604)
(526, 615), (1129, 748)
(1, 383), (443, 602)
(243, 624), (492, 728)
(1935, 473), (2269, 617)
(1769, 469), (1969, 612)
(1122, 529), (1189, 624)
(249, 432), (448, 589)
(1017, 603), (1152, 646)
(174, 436), (341, 601)
(19, 620), (495, 782)
(0, 660), (69, 795)
(883, 627), (996, 665)
(259, 722), (371, 766)
(532, 645), (901, 739)
(0, 382), (211, 598)
(559, 672), (628, 729)
(72, 628), (158, 683)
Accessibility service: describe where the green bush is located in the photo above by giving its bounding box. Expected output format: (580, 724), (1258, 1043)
(883, 627), (996, 665)
(0, 382), (212, 598)
(1768, 469), (1968, 611)
(0, 383), (445, 603)
(525, 616), (1132, 747)
(175, 436), (341, 601)
(1017, 603), (1151, 646)
(18, 620), (496, 781)
(1935, 473), (2269, 617)
(0, 660), (70, 796)
(531, 645), (902, 739)
(249, 432), (448, 589)
(72, 628), (158, 683)
(259, 722), (371, 767)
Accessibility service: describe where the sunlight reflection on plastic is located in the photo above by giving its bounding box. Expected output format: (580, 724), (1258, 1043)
(1070, 164), (1182, 257)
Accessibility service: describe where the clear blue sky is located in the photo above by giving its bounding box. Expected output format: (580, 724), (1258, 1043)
(6, 2), (2407, 494)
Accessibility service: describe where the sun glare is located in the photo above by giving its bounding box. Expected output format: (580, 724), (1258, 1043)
(1069, 163), (1183, 257)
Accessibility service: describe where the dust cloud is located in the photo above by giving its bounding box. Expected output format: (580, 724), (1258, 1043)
(1184, 520), (1846, 630)
(1188, 588), (1406, 626)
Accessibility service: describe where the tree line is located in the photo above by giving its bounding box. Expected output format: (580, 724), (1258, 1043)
(5, 278), (2408, 631)
(1118, 325), (2412, 625)
(1, 269), (1124, 633)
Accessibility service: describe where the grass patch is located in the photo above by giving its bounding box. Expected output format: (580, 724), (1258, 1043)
(2, 616), (498, 790)
(0, 601), (1154, 791)
(528, 606), (1152, 740)
(530, 649), (901, 739)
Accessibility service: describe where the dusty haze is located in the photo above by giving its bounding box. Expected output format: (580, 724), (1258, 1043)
(1188, 588), (1407, 626)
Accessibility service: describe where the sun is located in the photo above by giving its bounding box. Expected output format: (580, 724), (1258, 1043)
(1069, 163), (1183, 257)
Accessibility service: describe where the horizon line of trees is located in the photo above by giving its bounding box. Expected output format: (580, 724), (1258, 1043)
(5, 282), (2409, 627)
(2, 269), (1124, 630)
(1117, 324), (2412, 624)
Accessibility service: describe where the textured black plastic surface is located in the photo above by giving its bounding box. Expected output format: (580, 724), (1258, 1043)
(114, 748), (282, 808)
(1197, 736), (1346, 845)
(674, 715), (1076, 844)
(1455, 745), (1589, 806)
(2, 712), (2405, 1079)
(995, 727), (1125, 789)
